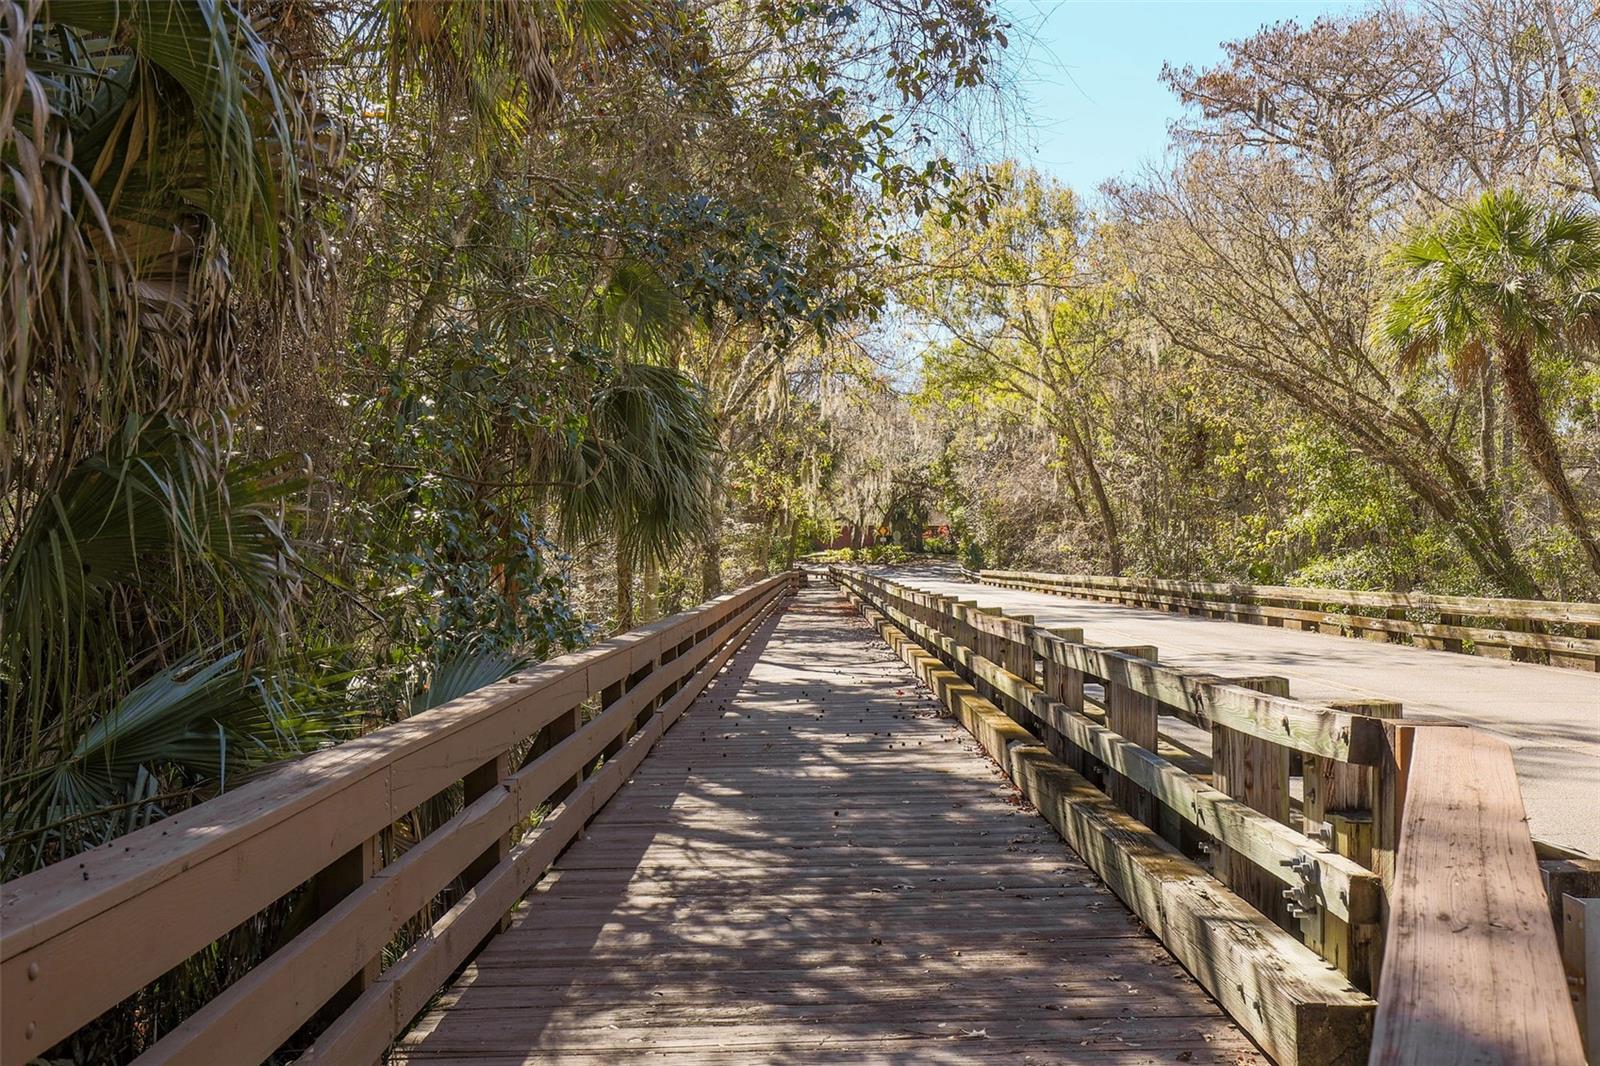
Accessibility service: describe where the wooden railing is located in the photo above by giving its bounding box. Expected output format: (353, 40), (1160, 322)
(0, 573), (796, 1066)
(1371, 727), (1582, 1064)
(833, 567), (1585, 1066)
(977, 570), (1600, 671)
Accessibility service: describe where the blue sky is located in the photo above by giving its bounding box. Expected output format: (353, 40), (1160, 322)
(1003, 0), (1361, 198)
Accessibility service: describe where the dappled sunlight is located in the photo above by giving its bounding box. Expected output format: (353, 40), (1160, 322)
(397, 585), (1261, 1062)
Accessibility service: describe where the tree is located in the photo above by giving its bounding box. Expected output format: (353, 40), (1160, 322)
(902, 165), (1128, 572)
(551, 363), (717, 630)
(1374, 189), (1600, 577)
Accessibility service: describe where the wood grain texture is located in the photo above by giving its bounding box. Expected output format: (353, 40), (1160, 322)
(399, 586), (1262, 1065)
(1370, 728), (1584, 1065)
(845, 571), (1380, 927)
(1211, 676), (1292, 926)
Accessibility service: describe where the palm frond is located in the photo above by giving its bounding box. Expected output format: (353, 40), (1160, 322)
(2, 0), (316, 487)
(553, 362), (717, 564)
(1372, 188), (1600, 376)
(1, 648), (339, 878)
(410, 646), (527, 716)
(594, 258), (691, 360)
(0, 416), (306, 783)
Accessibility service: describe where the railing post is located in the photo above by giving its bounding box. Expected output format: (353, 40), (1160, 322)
(998, 613), (1035, 729)
(1563, 895), (1599, 1060)
(1437, 611), (1465, 653)
(1210, 675), (1293, 926)
(935, 595), (957, 646)
(313, 835), (380, 1018)
(462, 752), (512, 936)
(1103, 645), (1160, 829)
(598, 677), (628, 767)
(1300, 699), (1399, 991)
(1303, 699), (1401, 853)
(1004, 614), (1035, 683)
(1040, 630), (1087, 773)
(545, 701), (584, 805)
(953, 600), (978, 680)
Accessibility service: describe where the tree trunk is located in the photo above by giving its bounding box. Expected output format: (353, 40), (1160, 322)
(640, 554), (659, 623)
(1539, 0), (1600, 202)
(783, 512), (799, 569)
(1499, 343), (1600, 578)
(1060, 414), (1124, 575)
(756, 518), (775, 577)
(700, 537), (722, 599)
(1479, 375), (1496, 493)
(616, 542), (634, 632)
(701, 473), (725, 599)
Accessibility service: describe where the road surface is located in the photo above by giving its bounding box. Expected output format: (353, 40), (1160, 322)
(882, 566), (1600, 857)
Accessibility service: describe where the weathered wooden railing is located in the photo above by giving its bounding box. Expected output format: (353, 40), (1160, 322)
(0, 573), (796, 1066)
(834, 566), (1586, 1066)
(978, 569), (1600, 671)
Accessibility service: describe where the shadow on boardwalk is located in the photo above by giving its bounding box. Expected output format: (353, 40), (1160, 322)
(395, 584), (1263, 1064)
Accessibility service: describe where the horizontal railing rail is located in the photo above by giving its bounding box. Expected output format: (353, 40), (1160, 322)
(979, 569), (1600, 670)
(0, 573), (797, 1066)
(833, 566), (1585, 1066)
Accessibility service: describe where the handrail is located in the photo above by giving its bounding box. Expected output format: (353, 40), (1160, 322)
(833, 566), (1376, 1064)
(849, 572), (1387, 764)
(834, 569), (1382, 923)
(979, 569), (1600, 670)
(0, 573), (797, 1066)
(1371, 728), (1583, 1064)
(840, 567), (1584, 1065)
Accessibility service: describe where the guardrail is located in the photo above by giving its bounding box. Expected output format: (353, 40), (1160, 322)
(0, 573), (797, 1066)
(833, 566), (1585, 1065)
(977, 570), (1600, 671)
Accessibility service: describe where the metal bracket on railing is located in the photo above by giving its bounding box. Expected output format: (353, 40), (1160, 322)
(1279, 850), (1322, 918)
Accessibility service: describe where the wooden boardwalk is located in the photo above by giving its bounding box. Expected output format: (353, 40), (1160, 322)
(396, 585), (1262, 1064)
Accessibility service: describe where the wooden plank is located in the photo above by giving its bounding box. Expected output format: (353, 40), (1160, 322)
(980, 571), (1600, 665)
(1304, 700), (1402, 836)
(1561, 895), (1598, 1062)
(857, 574), (1382, 762)
(980, 570), (1600, 627)
(847, 570), (1384, 975)
(313, 836), (380, 1020)
(1106, 646), (1160, 828)
(838, 573), (1381, 925)
(123, 586), (789, 1066)
(1370, 728), (1583, 1065)
(300, 583), (789, 1065)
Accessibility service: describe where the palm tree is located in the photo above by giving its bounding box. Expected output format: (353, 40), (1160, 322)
(529, 258), (717, 631)
(1373, 189), (1600, 581)
(550, 361), (718, 630)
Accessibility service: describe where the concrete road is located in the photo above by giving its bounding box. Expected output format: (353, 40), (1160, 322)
(880, 566), (1600, 857)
